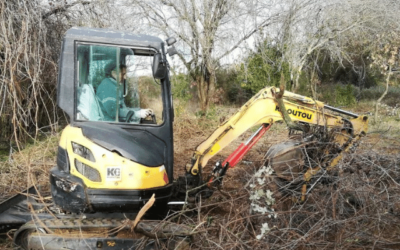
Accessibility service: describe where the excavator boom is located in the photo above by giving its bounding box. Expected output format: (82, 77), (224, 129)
(184, 86), (368, 197)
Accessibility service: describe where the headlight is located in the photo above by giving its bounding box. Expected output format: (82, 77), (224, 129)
(75, 159), (101, 182)
(71, 142), (95, 162)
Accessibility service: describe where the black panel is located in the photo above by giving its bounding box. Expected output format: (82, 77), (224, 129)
(50, 168), (89, 213)
(0, 187), (39, 233)
(79, 122), (165, 167)
(0, 187), (37, 214)
(56, 146), (69, 172)
(87, 185), (172, 212)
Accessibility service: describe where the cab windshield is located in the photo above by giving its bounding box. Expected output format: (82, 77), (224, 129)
(75, 44), (163, 125)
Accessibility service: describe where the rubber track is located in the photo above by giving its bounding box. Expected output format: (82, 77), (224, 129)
(14, 217), (193, 246)
(17, 218), (127, 231)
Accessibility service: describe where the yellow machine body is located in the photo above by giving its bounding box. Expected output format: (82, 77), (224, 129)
(59, 126), (169, 190)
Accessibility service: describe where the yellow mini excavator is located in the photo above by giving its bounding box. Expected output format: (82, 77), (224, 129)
(0, 27), (368, 249)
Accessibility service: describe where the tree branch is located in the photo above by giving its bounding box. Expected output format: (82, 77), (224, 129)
(42, 1), (91, 20)
(216, 17), (275, 61)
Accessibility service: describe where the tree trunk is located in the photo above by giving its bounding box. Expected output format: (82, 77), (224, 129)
(196, 68), (215, 113)
(374, 65), (392, 123)
(289, 70), (294, 91)
(310, 68), (317, 100)
(294, 60), (306, 92)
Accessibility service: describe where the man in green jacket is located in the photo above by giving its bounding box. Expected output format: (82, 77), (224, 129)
(96, 64), (153, 123)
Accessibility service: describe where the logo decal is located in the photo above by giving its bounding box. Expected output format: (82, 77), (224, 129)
(107, 167), (121, 180)
(275, 106), (313, 120)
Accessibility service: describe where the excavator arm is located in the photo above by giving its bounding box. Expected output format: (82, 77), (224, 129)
(183, 86), (368, 198)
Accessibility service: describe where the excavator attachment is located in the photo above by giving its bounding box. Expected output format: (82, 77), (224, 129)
(183, 86), (368, 201)
(264, 140), (305, 182)
(262, 114), (367, 201)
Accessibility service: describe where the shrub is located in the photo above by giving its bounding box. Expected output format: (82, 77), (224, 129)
(359, 86), (400, 107)
(171, 73), (193, 102)
(237, 42), (291, 94)
(335, 84), (357, 106)
(317, 84), (356, 107)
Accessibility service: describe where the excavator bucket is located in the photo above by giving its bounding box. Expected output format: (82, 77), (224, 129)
(264, 140), (306, 182)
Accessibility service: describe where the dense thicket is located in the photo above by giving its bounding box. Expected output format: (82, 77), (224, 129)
(0, 0), (91, 148)
(0, 0), (56, 148)
(0, 0), (118, 147)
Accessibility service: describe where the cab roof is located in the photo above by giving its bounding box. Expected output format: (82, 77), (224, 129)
(65, 27), (164, 50)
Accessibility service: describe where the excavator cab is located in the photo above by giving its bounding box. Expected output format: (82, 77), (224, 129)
(51, 27), (175, 213)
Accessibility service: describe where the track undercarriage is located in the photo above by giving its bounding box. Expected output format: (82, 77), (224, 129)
(0, 188), (192, 250)
(15, 218), (191, 250)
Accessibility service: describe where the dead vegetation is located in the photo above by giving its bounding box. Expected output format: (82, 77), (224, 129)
(170, 105), (400, 249)
(0, 134), (59, 203)
(176, 152), (400, 250)
(1, 104), (400, 249)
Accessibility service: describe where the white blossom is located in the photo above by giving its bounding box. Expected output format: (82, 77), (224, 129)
(256, 223), (271, 240)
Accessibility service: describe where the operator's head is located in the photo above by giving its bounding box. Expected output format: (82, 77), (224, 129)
(111, 64), (127, 83)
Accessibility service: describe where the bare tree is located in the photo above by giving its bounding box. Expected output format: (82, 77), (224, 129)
(129, 0), (280, 112)
(274, 1), (361, 90)
(272, 0), (400, 91)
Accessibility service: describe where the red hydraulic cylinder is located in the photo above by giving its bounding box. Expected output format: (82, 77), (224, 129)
(208, 123), (272, 187)
(223, 123), (272, 169)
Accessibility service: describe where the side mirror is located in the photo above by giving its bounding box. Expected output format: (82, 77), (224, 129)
(166, 37), (178, 56)
(166, 37), (176, 46)
(152, 53), (167, 79)
(167, 46), (178, 56)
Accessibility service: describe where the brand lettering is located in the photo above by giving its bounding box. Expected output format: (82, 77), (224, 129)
(107, 167), (121, 178)
(275, 105), (312, 119)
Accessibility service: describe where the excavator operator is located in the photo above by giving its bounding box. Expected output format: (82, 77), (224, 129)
(96, 63), (153, 123)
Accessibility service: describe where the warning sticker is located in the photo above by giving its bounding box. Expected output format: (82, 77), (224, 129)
(106, 167), (121, 181)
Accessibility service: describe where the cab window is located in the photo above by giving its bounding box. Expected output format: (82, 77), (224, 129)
(75, 44), (163, 124)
